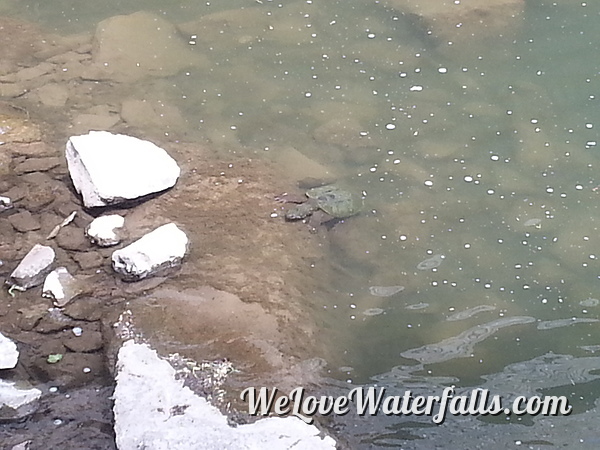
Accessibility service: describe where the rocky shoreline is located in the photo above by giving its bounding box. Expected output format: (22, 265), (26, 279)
(0, 90), (338, 449)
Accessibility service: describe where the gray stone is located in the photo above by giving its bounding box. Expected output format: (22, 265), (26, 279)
(112, 223), (188, 281)
(113, 341), (336, 450)
(0, 332), (18, 369)
(65, 131), (181, 208)
(7, 244), (55, 290)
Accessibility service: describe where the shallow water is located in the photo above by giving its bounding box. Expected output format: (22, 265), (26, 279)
(6, 0), (600, 447)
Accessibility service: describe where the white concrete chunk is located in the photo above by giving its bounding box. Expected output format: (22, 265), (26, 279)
(0, 379), (42, 420)
(65, 131), (180, 208)
(0, 332), (18, 369)
(7, 244), (55, 290)
(0, 195), (13, 212)
(111, 223), (188, 281)
(113, 341), (336, 450)
(42, 267), (84, 307)
(86, 214), (125, 247)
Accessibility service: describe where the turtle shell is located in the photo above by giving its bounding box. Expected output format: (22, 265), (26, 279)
(306, 185), (361, 218)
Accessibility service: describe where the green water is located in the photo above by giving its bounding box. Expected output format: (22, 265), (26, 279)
(9, 0), (600, 446)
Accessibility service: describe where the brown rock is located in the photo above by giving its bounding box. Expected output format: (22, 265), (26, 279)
(33, 352), (105, 387)
(71, 251), (105, 270)
(14, 156), (61, 174)
(63, 331), (103, 352)
(6, 141), (57, 157)
(8, 210), (41, 232)
(56, 227), (89, 252)
(34, 309), (76, 333)
(63, 297), (104, 321)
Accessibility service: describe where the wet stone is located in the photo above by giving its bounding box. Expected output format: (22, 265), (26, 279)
(7, 141), (56, 157)
(33, 352), (105, 388)
(34, 308), (76, 333)
(56, 227), (90, 252)
(14, 156), (61, 174)
(63, 297), (104, 322)
(71, 250), (104, 270)
(8, 210), (41, 232)
(62, 330), (103, 353)
(17, 304), (48, 331)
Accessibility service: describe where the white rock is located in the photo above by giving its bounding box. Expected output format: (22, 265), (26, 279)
(114, 341), (336, 450)
(112, 223), (188, 281)
(0, 379), (42, 420)
(65, 131), (180, 208)
(0, 332), (18, 369)
(86, 214), (125, 246)
(0, 195), (13, 212)
(42, 267), (84, 307)
(7, 244), (55, 290)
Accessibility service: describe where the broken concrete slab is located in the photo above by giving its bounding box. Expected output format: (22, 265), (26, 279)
(111, 223), (188, 281)
(65, 131), (181, 208)
(42, 267), (85, 308)
(0, 379), (42, 421)
(113, 341), (336, 450)
(7, 244), (55, 290)
(0, 331), (18, 369)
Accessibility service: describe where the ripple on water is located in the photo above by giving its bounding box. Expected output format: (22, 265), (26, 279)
(363, 308), (385, 316)
(417, 254), (444, 270)
(405, 302), (429, 310)
(369, 285), (405, 297)
(536, 318), (599, 330)
(401, 316), (536, 364)
(580, 298), (600, 307)
(446, 305), (497, 322)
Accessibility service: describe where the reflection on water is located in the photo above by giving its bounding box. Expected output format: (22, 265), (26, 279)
(7, 0), (600, 446)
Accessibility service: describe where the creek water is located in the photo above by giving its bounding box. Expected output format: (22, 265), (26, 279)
(8, 0), (600, 447)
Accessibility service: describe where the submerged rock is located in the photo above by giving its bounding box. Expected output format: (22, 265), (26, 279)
(92, 11), (206, 82)
(0, 332), (18, 369)
(85, 214), (125, 247)
(113, 341), (336, 450)
(7, 244), (55, 290)
(111, 223), (188, 281)
(65, 131), (180, 208)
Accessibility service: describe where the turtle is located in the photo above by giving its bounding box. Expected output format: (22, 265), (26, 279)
(279, 184), (361, 231)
